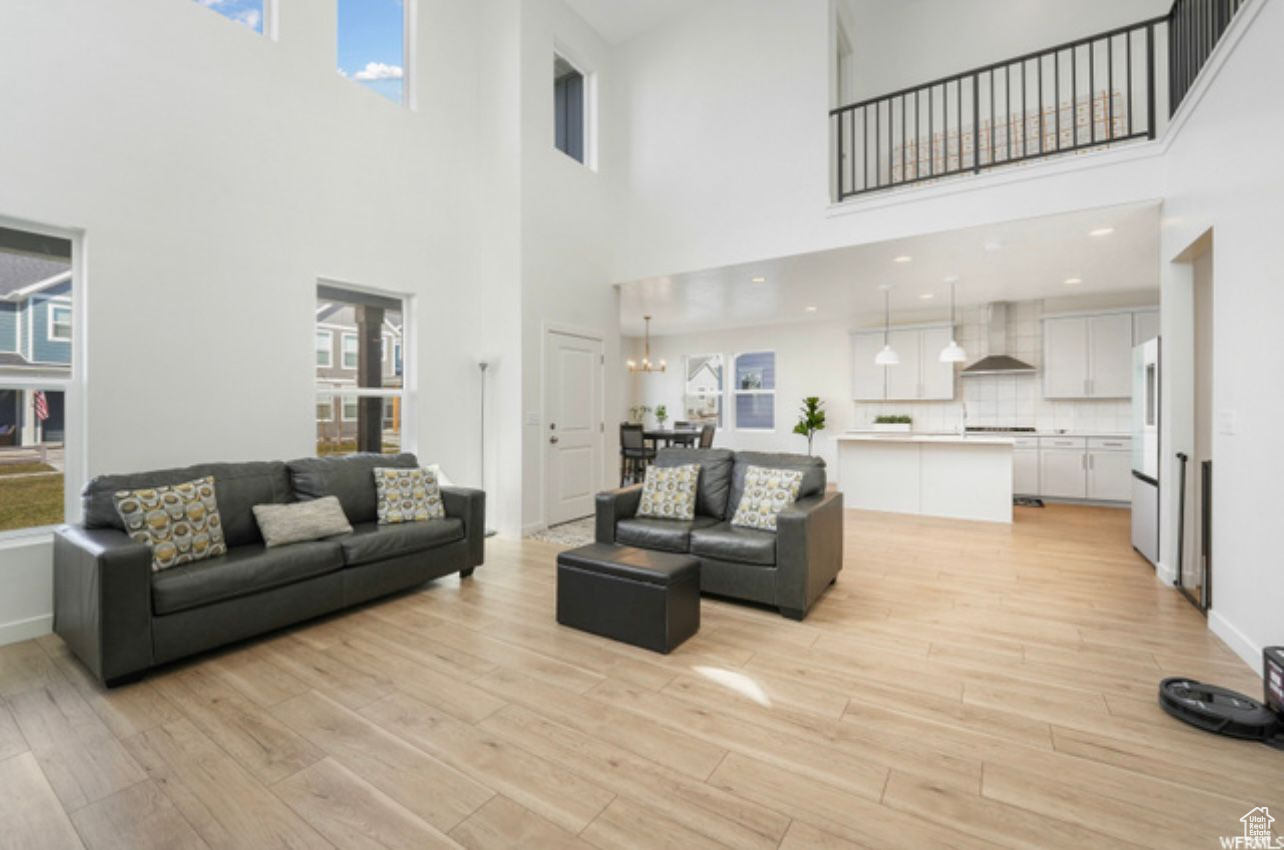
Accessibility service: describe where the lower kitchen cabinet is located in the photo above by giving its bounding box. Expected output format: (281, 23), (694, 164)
(1013, 449), (1040, 495)
(1039, 448), (1088, 500)
(1087, 448), (1132, 501)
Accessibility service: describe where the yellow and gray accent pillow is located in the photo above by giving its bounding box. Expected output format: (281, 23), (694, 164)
(374, 467), (445, 524)
(731, 465), (804, 532)
(637, 463), (701, 521)
(113, 476), (227, 572)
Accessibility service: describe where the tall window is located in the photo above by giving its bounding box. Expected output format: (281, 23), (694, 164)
(0, 225), (74, 533)
(683, 354), (723, 428)
(554, 53), (587, 164)
(315, 330), (333, 367)
(337, 0), (407, 105)
(193, 0), (265, 33)
(734, 351), (776, 430)
(316, 284), (407, 456)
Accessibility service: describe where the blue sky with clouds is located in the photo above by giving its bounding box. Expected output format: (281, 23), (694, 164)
(199, 0), (405, 103)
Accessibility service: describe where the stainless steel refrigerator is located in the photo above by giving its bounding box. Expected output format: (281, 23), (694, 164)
(1131, 338), (1160, 565)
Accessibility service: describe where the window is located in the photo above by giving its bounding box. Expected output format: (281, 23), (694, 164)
(315, 330), (333, 367)
(683, 354), (724, 428)
(193, 0), (265, 34)
(48, 304), (72, 342)
(316, 284), (407, 456)
(0, 224), (74, 534)
(341, 333), (359, 369)
(337, 0), (407, 105)
(734, 351), (776, 430)
(554, 53), (588, 164)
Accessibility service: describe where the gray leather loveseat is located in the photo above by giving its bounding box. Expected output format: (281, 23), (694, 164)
(595, 448), (842, 619)
(53, 452), (484, 686)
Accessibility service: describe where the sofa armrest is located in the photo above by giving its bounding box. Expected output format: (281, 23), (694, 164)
(774, 491), (844, 617)
(595, 485), (643, 544)
(441, 486), (486, 567)
(53, 526), (154, 684)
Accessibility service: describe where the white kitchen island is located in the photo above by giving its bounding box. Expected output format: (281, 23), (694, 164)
(836, 433), (1014, 523)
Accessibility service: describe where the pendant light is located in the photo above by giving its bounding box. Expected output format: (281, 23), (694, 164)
(874, 284), (899, 366)
(627, 315), (667, 373)
(939, 276), (968, 363)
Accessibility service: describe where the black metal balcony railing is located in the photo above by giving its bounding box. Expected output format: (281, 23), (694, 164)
(831, 0), (1247, 201)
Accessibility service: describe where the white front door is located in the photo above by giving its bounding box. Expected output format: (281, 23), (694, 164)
(544, 330), (604, 526)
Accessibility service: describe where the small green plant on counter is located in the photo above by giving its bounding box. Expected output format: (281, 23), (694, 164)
(655, 404), (669, 427)
(874, 415), (913, 424)
(793, 396), (827, 455)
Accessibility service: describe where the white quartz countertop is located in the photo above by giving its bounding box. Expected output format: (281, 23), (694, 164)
(836, 433), (1015, 446)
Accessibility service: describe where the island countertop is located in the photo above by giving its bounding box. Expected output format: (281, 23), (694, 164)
(835, 432), (1015, 446)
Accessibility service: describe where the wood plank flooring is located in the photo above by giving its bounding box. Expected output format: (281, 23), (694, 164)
(1, 504), (1275, 850)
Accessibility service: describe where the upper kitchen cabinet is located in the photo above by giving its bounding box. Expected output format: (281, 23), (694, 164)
(1134, 309), (1160, 344)
(1042, 311), (1144, 399)
(851, 326), (954, 401)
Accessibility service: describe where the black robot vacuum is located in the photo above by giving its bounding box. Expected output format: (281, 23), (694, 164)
(1158, 646), (1284, 749)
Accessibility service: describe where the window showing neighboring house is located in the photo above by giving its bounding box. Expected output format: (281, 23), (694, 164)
(683, 354), (724, 428)
(316, 284), (407, 456)
(0, 224), (75, 534)
(341, 333), (359, 369)
(734, 351), (776, 430)
(554, 53), (589, 165)
(316, 330), (333, 367)
(192, 0), (266, 34)
(316, 399), (334, 422)
(337, 0), (407, 105)
(48, 304), (71, 342)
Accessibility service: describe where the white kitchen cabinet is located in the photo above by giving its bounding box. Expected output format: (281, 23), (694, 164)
(1087, 447), (1132, 501)
(851, 326), (954, 401)
(1040, 447), (1088, 499)
(1043, 312), (1135, 399)
(1013, 449), (1040, 495)
(1133, 309), (1160, 345)
(851, 332), (886, 400)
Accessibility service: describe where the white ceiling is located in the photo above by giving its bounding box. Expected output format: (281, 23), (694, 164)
(563, 0), (701, 45)
(618, 202), (1161, 336)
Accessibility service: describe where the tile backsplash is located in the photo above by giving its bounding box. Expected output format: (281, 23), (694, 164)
(853, 300), (1135, 434)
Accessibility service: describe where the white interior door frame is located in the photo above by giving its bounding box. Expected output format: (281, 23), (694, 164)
(541, 322), (606, 529)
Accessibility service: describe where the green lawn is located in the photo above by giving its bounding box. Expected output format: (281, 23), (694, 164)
(0, 462), (57, 476)
(0, 473), (64, 532)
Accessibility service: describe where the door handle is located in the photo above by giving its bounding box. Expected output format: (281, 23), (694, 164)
(549, 436), (559, 444)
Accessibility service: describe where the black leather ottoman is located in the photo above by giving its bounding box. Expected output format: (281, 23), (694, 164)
(556, 543), (700, 654)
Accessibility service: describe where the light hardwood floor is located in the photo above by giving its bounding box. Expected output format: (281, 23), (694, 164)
(1, 505), (1275, 850)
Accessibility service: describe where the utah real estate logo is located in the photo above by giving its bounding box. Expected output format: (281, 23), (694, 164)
(1220, 807), (1283, 849)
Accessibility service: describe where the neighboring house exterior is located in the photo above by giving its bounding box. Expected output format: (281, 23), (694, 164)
(0, 252), (70, 447)
(315, 303), (403, 445)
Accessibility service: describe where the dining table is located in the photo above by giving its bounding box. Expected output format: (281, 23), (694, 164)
(643, 428), (701, 448)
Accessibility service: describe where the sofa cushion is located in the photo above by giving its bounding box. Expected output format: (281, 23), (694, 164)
(374, 467), (444, 524)
(84, 461), (291, 548)
(730, 466), (805, 532)
(654, 448), (735, 519)
(152, 540), (344, 615)
(114, 476), (228, 571)
(726, 452), (825, 520)
(637, 463), (700, 521)
(616, 516), (720, 553)
(252, 496), (353, 548)
(287, 453), (418, 525)
(338, 518), (464, 567)
(690, 522), (777, 566)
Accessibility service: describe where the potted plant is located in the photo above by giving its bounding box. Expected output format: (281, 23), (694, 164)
(872, 414), (913, 433)
(793, 396), (826, 456)
(654, 404), (669, 428)
(628, 405), (652, 424)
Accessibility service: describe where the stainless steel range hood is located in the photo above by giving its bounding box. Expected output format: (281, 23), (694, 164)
(961, 303), (1037, 377)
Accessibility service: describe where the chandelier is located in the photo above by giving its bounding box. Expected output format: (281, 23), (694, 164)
(627, 315), (666, 373)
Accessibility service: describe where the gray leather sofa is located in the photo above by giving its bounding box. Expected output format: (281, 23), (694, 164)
(53, 453), (484, 686)
(595, 448), (842, 620)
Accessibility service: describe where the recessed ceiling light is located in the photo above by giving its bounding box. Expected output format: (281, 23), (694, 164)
(750, 275), (767, 283)
(1089, 227), (1115, 237)
(893, 255), (913, 263)
(804, 305), (817, 313)
(1064, 277), (1083, 285)
(984, 241), (1002, 252)
(919, 293), (935, 300)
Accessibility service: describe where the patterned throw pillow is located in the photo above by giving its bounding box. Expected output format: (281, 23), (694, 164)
(637, 463), (701, 521)
(374, 467), (445, 524)
(731, 465), (804, 532)
(113, 476), (227, 572)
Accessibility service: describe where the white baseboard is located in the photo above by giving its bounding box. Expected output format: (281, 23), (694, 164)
(0, 614), (52, 648)
(1154, 560), (1177, 585)
(1208, 610), (1263, 676)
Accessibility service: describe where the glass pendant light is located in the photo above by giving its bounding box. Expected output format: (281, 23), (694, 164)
(939, 277), (968, 363)
(875, 284), (899, 365)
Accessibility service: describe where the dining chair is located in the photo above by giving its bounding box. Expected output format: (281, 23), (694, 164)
(619, 423), (656, 486)
(699, 423), (715, 448)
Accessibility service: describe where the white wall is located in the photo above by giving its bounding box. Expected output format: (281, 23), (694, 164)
(0, 0), (526, 638)
(1157, 0), (1283, 667)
